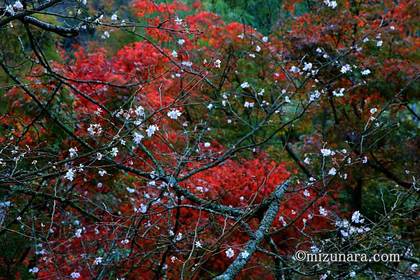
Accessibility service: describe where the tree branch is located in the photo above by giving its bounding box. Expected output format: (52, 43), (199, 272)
(213, 181), (289, 280)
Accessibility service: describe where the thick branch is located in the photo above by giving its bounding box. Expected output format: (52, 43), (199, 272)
(0, 0), (62, 27)
(22, 15), (79, 37)
(213, 181), (289, 280)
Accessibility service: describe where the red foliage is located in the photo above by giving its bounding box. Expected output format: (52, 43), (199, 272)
(3, 0), (417, 279)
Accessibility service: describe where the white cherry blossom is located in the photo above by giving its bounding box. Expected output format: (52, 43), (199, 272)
(319, 206), (328, 216)
(225, 248), (235, 258)
(361, 69), (371, 75)
(65, 168), (75, 181)
(320, 148), (333, 157)
(69, 147), (78, 158)
(328, 167), (337, 176)
(29, 267), (39, 274)
(133, 132), (144, 144)
(13, 1), (23, 10)
(70, 271), (81, 279)
(340, 64), (352, 74)
(240, 82), (250, 89)
(167, 109), (182, 120)
(146, 125), (158, 137)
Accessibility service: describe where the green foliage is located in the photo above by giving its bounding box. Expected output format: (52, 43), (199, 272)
(0, 230), (32, 279)
(189, 0), (283, 34)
